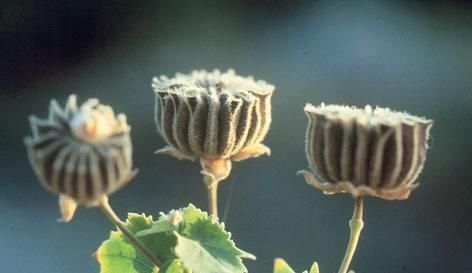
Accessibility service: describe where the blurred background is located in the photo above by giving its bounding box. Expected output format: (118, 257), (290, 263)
(1, 0), (471, 272)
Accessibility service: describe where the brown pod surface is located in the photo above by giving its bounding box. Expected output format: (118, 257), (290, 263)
(300, 104), (432, 200)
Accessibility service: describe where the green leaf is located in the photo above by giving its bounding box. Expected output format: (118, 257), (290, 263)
(97, 213), (177, 273)
(308, 262), (320, 273)
(97, 204), (253, 273)
(136, 219), (174, 237)
(180, 204), (206, 226)
(274, 258), (296, 273)
(96, 235), (158, 273)
(159, 259), (185, 273)
(126, 213), (177, 263)
(174, 204), (255, 273)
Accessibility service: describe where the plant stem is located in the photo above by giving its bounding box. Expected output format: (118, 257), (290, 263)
(337, 197), (364, 273)
(99, 197), (162, 268)
(204, 175), (219, 218)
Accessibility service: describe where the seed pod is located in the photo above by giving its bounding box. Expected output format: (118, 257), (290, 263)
(24, 95), (135, 221)
(152, 69), (274, 183)
(298, 103), (432, 200)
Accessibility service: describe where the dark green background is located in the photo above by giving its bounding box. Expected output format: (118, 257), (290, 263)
(1, 1), (471, 272)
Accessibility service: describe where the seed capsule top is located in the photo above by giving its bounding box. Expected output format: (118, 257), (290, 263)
(305, 103), (431, 127)
(152, 69), (274, 98)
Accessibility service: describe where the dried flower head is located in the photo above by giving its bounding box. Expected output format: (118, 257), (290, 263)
(152, 69), (274, 183)
(298, 103), (432, 200)
(24, 95), (135, 221)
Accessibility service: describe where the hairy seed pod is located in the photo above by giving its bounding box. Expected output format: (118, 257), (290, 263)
(298, 103), (432, 200)
(24, 95), (135, 221)
(152, 69), (274, 183)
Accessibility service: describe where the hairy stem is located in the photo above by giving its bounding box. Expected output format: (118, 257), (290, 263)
(337, 197), (364, 273)
(205, 175), (219, 218)
(99, 197), (162, 268)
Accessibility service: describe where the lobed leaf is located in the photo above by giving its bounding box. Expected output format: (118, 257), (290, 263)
(97, 213), (176, 273)
(96, 234), (158, 273)
(175, 204), (255, 273)
(97, 204), (255, 273)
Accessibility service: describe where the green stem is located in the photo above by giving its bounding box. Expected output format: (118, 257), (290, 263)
(99, 197), (162, 268)
(204, 175), (219, 218)
(337, 197), (364, 273)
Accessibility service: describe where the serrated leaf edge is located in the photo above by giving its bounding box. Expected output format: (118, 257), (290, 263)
(182, 204), (256, 260)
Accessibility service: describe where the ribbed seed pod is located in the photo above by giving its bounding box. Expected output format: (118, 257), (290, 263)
(24, 95), (134, 221)
(298, 103), (432, 200)
(152, 69), (274, 183)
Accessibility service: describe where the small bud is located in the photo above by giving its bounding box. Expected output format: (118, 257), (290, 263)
(152, 69), (274, 183)
(70, 109), (115, 142)
(167, 209), (183, 226)
(299, 103), (433, 200)
(25, 95), (135, 220)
